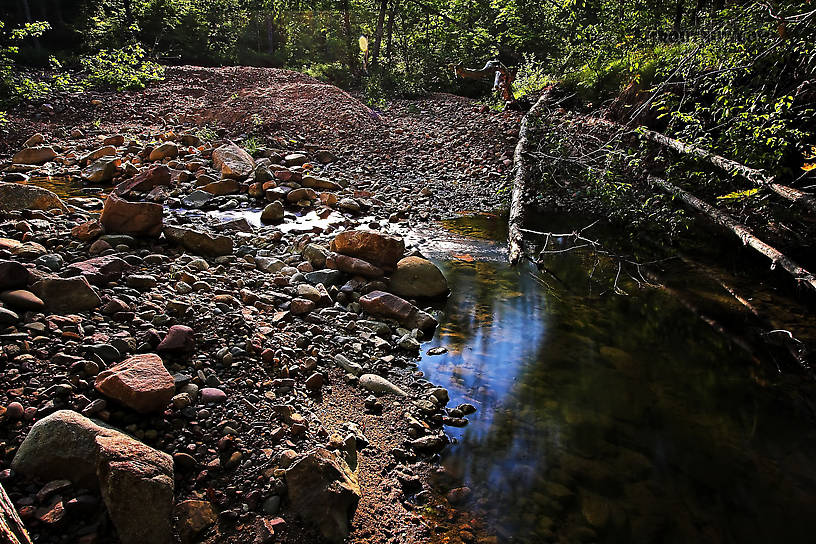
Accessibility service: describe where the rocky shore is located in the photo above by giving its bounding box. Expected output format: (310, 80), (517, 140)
(0, 121), (485, 544)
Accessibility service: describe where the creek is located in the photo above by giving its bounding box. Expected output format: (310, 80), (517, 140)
(415, 212), (816, 543)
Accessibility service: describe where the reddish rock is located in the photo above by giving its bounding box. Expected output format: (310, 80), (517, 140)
(305, 373), (323, 391)
(330, 230), (404, 271)
(114, 165), (171, 196)
(156, 325), (195, 352)
(163, 226), (232, 257)
(71, 220), (104, 242)
(100, 193), (163, 237)
(358, 290), (438, 332)
(94, 354), (175, 413)
(66, 256), (129, 286)
(325, 253), (383, 278)
(0, 260), (29, 290)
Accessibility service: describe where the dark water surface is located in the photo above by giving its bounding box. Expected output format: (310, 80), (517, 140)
(415, 214), (816, 543)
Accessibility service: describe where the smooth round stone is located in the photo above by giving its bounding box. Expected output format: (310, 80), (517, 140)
(200, 388), (227, 404)
(5, 401), (25, 420)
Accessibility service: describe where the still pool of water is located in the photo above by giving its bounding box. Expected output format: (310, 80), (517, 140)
(416, 214), (816, 543)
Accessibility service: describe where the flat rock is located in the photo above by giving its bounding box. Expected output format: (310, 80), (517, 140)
(66, 256), (129, 286)
(0, 289), (45, 311)
(114, 165), (171, 196)
(358, 290), (437, 332)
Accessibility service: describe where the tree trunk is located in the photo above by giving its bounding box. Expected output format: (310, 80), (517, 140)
(640, 128), (816, 213)
(1, 483), (33, 544)
(673, 0), (684, 35)
(649, 175), (816, 295)
(509, 93), (550, 264)
(385, 0), (398, 62)
(370, 0), (388, 68)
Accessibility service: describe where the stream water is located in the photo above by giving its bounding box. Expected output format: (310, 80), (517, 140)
(415, 213), (816, 543)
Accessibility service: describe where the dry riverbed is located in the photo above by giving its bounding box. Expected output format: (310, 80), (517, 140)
(0, 67), (521, 544)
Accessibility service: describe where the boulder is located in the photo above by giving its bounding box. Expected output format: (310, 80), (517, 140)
(163, 226), (233, 256)
(326, 253), (383, 278)
(358, 290), (437, 332)
(260, 201), (284, 224)
(11, 410), (173, 544)
(114, 165), (171, 196)
(330, 230), (404, 271)
(80, 145), (116, 163)
(32, 276), (101, 312)
(302, 244), (329, 269)
(100, 193), (163, 237)
(94, 354), (175, 413)
(12, 146), (56, 165)
(0, 183), (67, 213)
(0, 239), (47, 259)
(65, 256), (129, 286)
(388, 257), (448, 298)
(285, 448), (360, 544)
(286, 187), (316, 204)
(212, 143), (254, 180)
(0, 260), (29, 290)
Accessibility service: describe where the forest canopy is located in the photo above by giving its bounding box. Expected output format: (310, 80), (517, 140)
(2, 0), (815, 172)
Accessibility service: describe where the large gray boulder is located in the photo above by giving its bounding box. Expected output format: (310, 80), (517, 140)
(11, 411), (174, 544)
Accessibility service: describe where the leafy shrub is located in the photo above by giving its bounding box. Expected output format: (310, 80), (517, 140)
(81, 44), (164, 91)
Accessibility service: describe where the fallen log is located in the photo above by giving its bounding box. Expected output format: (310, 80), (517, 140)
(649, 175), (816, 295)
(508, 93), (549, 264)
(640, 128), (816, 213)
(1, 483), (32, 544)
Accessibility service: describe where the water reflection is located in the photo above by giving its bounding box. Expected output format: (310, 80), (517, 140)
(419, 214), (816, 543)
